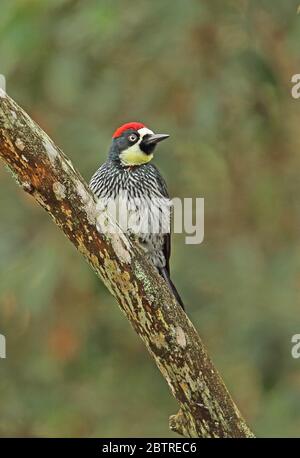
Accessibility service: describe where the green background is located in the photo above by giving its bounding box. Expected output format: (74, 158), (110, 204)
(1, 0), (300, 437)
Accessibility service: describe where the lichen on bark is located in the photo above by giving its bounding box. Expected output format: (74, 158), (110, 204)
(0, 94), (254, 438)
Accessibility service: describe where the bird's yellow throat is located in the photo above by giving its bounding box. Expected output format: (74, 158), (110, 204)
(120, 148), (153, 166)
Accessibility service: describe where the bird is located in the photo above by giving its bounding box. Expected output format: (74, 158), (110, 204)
(89, 122), (185, 310)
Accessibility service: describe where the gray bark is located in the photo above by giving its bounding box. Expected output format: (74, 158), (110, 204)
(0, 89), (254, 438)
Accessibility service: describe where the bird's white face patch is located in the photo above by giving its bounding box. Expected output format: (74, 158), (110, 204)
(120, 127), (154, 166)
(137, 127), (154, 138)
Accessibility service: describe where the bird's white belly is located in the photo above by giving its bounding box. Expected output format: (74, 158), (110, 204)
(96, 191), (171, 236)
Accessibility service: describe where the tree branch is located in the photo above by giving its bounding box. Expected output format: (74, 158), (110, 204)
(0, 89), (254, 438)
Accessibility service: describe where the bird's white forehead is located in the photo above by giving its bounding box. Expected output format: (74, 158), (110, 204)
(137, 127), (154, 138)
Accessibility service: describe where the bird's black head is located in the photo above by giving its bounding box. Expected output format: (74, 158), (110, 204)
(108, 122), (169, 166)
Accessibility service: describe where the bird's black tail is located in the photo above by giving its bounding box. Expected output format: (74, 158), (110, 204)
(159, 267), (185, 311)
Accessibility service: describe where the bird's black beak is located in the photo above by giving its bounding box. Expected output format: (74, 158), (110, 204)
(143, 133), (169, 146)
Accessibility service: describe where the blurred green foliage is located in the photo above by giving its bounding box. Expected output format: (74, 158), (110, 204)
(1, 0), (300, 437)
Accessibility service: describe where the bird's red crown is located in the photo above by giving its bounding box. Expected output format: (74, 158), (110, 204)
(112, 122), (145, 139)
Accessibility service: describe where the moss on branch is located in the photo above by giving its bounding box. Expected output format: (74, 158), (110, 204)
(0, 92), (254, 438)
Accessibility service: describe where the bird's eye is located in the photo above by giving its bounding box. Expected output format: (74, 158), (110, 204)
(128, 133), (138, 142)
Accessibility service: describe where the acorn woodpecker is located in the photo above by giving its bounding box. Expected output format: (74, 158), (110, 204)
(89, 122), (185, 310)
